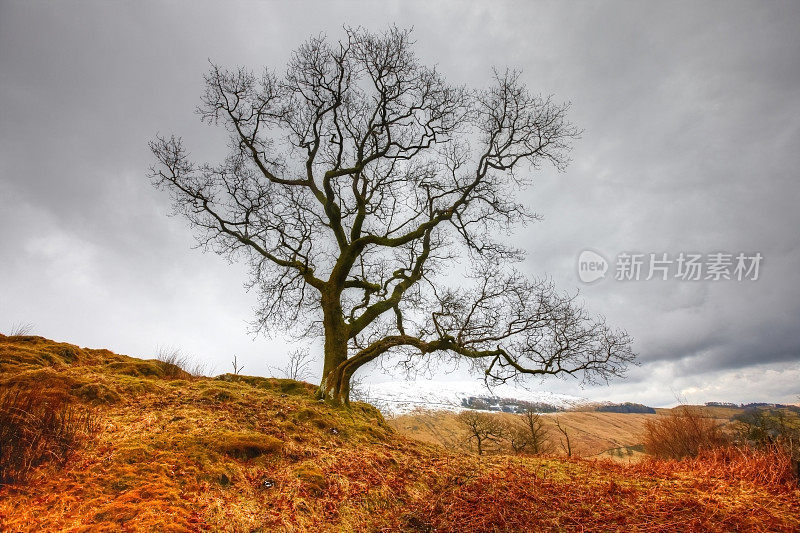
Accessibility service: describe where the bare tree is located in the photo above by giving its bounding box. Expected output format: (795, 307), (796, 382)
(458, 410), (506, 456)
(508, 409), (553, 455)
(270, 348), (315, 381)
(149, 27), (636, 405)
(554, 416), (572, 457)
(231, 354), (244, 376)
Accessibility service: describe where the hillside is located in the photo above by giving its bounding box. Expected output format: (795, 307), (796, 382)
(389, 407), (736, 461)
(389, 409), (663, 460)
(1, 334), (798, 532)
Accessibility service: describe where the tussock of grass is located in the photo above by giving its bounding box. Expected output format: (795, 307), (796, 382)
(216, 373), (317, 395)
(0, 333), (797, 532)
(214, 431), (285, 460)
(294, 462), (327, 495)
(106, 359), (170, 378)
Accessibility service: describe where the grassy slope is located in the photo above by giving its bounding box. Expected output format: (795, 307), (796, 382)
(0, 334), (797, 532)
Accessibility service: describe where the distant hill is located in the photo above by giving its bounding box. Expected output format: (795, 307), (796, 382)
(1, 334), (798, 531)
(592, 402), (657, 414)
(460, 396), (562, 413)
(359, 379), (586, 415)
(707, 401), (800, 412)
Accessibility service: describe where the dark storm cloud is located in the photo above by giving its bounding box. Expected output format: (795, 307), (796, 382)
(1, 0), (798, 405)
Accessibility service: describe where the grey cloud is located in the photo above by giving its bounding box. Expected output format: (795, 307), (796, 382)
(1, 0), (798, 405)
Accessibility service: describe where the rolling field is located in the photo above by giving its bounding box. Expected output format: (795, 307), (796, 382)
(390, 407), (735, 460)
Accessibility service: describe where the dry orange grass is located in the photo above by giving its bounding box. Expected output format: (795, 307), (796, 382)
(0, 388), (97, 485)
(0, 333), (797, 532)
(630, 445), (799, 488)
(396, 452), (800, 532)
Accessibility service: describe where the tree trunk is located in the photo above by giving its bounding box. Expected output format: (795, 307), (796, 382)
(317, 291), (351, 404)
(319, 362), (352, 405)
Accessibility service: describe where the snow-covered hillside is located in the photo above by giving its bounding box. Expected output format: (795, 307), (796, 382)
(358, 379), (588, 415)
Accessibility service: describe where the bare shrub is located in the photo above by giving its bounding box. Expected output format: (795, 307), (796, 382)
(185, 359), (211, 378)
(0, 389), (98, 485)
(348, 373), (368, 402)
(8, 322), (34, 337)
(644, 405), (728, 459)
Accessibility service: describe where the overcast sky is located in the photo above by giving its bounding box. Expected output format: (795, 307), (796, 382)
(1, 1), (798, 407)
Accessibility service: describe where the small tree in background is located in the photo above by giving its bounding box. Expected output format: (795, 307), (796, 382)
(458, 410), (506, 456)
(231, 354), (244, 375)
(554, 416), (572, 457)
(508, 410), (553, 455)
(271, 348), (315, 381)
(732, 407), (800, 463)
(149, 26), (636, 404)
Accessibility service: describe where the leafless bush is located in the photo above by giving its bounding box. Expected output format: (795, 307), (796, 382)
(644, 406), (729, 459)
(156, 345), (190, 378)
(185, 359), (211, 378)
(0, 389), (98, 485)
(8, 322), (34, 337)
